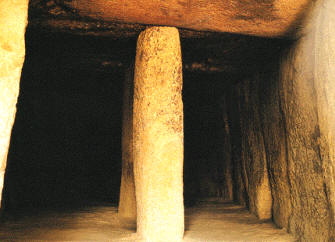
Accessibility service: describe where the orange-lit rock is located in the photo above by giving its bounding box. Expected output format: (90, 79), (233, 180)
(133, 27), (184, 242)
(238, 78), (272, 220)
(0, 0), (29, 208)
(64, 0), (311, 37)
(275, 0), (335, 239)
(234, 0), (335, 239)
(118, 65), (137, 225)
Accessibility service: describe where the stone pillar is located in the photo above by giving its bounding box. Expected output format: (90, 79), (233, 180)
(118, 64), (137, 225)
(133, 27), (184, 242)
(221, 97), (233, 201)
(0, 0), (29, 208)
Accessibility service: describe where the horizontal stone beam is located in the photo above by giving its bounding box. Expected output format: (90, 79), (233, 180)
(64, 0), (311, 37)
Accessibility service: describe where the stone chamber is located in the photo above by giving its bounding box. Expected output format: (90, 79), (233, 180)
(0, 0), (335, 241)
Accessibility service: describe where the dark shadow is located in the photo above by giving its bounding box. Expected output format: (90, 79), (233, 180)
(2, 26), (136, 211)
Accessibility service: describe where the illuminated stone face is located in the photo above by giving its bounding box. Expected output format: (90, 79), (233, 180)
(272, 0), (335, 239)
(58, 0), (310, 37)
(0, 0), (29, 208)
(133, 27), (184, 242)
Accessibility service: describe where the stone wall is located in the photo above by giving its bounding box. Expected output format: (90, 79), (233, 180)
(239, 77), (272, 220)
(225, 85), (248, 207)
(270, 0), (335, 239)
(222, 0), (335, 239)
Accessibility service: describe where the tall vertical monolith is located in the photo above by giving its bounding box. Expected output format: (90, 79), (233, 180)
(133, 27), (184, 242)
(118, 64), (137, 225)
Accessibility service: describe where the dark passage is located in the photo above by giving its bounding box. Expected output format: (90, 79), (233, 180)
(183, 72), (227, 205)
(2, 27), (226, 210)
(2, 25), (285, 211)
(2, 28), (134, 209)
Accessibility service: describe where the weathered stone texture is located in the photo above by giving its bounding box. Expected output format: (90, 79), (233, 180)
(118, 65), (136, 224)
(224, 78), (272, 219)
(258, 65), (292, 229)
(226, 85), (248, 207)
(223, 1), (335, 236)
(236, 0), (335, 239)
(133, 27), (184, 242)
(275, 0), (335, 240)
(311, 0), (335, 239)
(238, 78), (272, 220)
(0, 0), (29, 208)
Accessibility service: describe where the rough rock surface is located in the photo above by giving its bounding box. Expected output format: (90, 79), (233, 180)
(118, 65), (136, 224)
(258, 62), (292, 229)
(133, 27), (184, 242)
(0, 0), (29, 208)
(224, 80), (272, 219)
(238, 78), (272, 220)
(273, 0), (335, 240)
(222, 0), (335, 240)
(226, 85), (248, 207)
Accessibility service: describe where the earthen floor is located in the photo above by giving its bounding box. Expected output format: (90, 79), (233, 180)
(0, 199), (295, 241)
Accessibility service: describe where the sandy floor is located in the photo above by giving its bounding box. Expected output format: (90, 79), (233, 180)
(0, 200), (295, 241)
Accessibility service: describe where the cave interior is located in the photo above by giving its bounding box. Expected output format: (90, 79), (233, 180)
(2, 25), (288, 210)
(1, 1), (335, 241)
